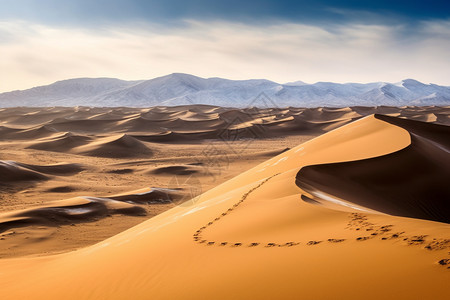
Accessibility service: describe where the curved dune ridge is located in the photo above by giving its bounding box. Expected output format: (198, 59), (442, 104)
(149, 165), (202, 176)
(0, 160), (48, 182)
(0, 188), (182, 234)
(0, 113), (449, 300)
(107, 187), (182, 204)
(10, 161), (85, 176)
(26, 132), (92, 152)
(72, 134), (152, 158)
(0, 197), (146, 234)
(296, 115), (450, 223)
(3, 125), (58, 140)
(0, 160), (85, 183)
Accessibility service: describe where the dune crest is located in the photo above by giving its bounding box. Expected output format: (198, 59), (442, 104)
(73, 134), (152, 158)
(0, 197), (146, 234)
(0, 161), (48, 182)
(296, 115), (450, 223)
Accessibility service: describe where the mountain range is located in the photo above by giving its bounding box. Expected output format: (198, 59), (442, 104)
(1, 73), (449, 107)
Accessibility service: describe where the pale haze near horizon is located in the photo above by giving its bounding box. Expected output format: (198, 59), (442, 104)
(1, 1), (450, 93)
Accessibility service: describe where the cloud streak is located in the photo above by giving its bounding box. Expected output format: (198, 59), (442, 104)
(1, 20), (449, 92)
(1, 1), (449, 26)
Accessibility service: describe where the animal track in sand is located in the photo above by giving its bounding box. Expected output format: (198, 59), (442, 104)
(192, 183), (448, 269)
(348, 213), (450, 269)
(192, 174), (346, 249)
(306, 241), (322, 246)
(424, 239), (450, 251)
(438, 259), (450, 269)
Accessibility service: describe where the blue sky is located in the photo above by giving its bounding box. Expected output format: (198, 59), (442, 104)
(0, 0), (449, 91)
(1, 0), (449, 24)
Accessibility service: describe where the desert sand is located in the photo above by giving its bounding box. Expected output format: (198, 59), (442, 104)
(0, 105), (449, 299)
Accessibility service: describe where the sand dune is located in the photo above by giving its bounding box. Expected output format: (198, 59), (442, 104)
(0, 160), (84, 184)
(12, 161), (85, 176)
(7, 125), (59, 140)
(0, 126), (22, 140)
(0, 187), (184, 237)
(72, 134), (152, 158)
(0, 160), (48, 182)
(131, 130), (219, 143)
(109, 187), (182, 204)
(150, 165), (202, 176)
(0, 106), (449, 299)
(45, 118), (120, 133)
(296, 115), (450, 223)
(0, 197), (146, 234)
(26, 132), (92, 152)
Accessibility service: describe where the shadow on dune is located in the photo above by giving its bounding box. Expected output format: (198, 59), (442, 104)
(296, 115), (450, 224)
(0, 197), (147, 234)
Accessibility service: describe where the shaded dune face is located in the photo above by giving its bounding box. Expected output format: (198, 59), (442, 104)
(0, 197), (147, 234)
(0, 161), (48, 182)
(296, 115), (450, 224)
(0, 161), (84, 184)
(150, 165), (201, 176)
(73, 134), (153, 158)
(0, 188), (181, 234)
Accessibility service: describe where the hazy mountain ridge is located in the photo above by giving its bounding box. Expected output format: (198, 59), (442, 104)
(1, 73), (449, 107)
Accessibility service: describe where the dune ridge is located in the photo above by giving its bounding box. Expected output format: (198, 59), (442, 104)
(71, 134), (153, 158)
(0, 197), (146, 234)
(296, 115), (450, 223)
(0, 161), (48, 182)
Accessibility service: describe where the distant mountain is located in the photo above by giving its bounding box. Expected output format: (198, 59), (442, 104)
(1, 73), (449, 107)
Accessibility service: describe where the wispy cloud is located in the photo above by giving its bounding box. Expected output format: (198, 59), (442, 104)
(1, 20), (449, 92)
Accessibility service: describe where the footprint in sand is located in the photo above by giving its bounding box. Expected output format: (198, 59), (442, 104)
(405, 235), (427, 245)
(327, 239), (345, 243)
(306, 241), (322, 245)
(424, 239), (450, 251)
(437, 259), (450, 269)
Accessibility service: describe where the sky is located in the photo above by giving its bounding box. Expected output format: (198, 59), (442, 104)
(0, 0), (449, 92)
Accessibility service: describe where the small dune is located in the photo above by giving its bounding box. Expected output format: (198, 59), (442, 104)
(0, 160), (47, 183)
(109, 187), (182, 204)
(11, 125), (59, 140)
(149, 165), (201, 176)
(13, 162), (85, 175)
(0, 197), (146, 234)
(73, 134), (152, 158)
(26, 132), (92, 152)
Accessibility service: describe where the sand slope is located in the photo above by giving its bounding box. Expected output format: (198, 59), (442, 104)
(0, 161), (48, 182)
(0, 114), (448, 300)
(296, 115), (450, 223)
(72, 134), (152, 158)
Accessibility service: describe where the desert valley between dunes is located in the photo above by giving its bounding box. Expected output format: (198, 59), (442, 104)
(0, 105), (449, 299)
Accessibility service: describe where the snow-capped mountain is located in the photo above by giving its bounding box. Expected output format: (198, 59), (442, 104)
(0, 73), (449, 107)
